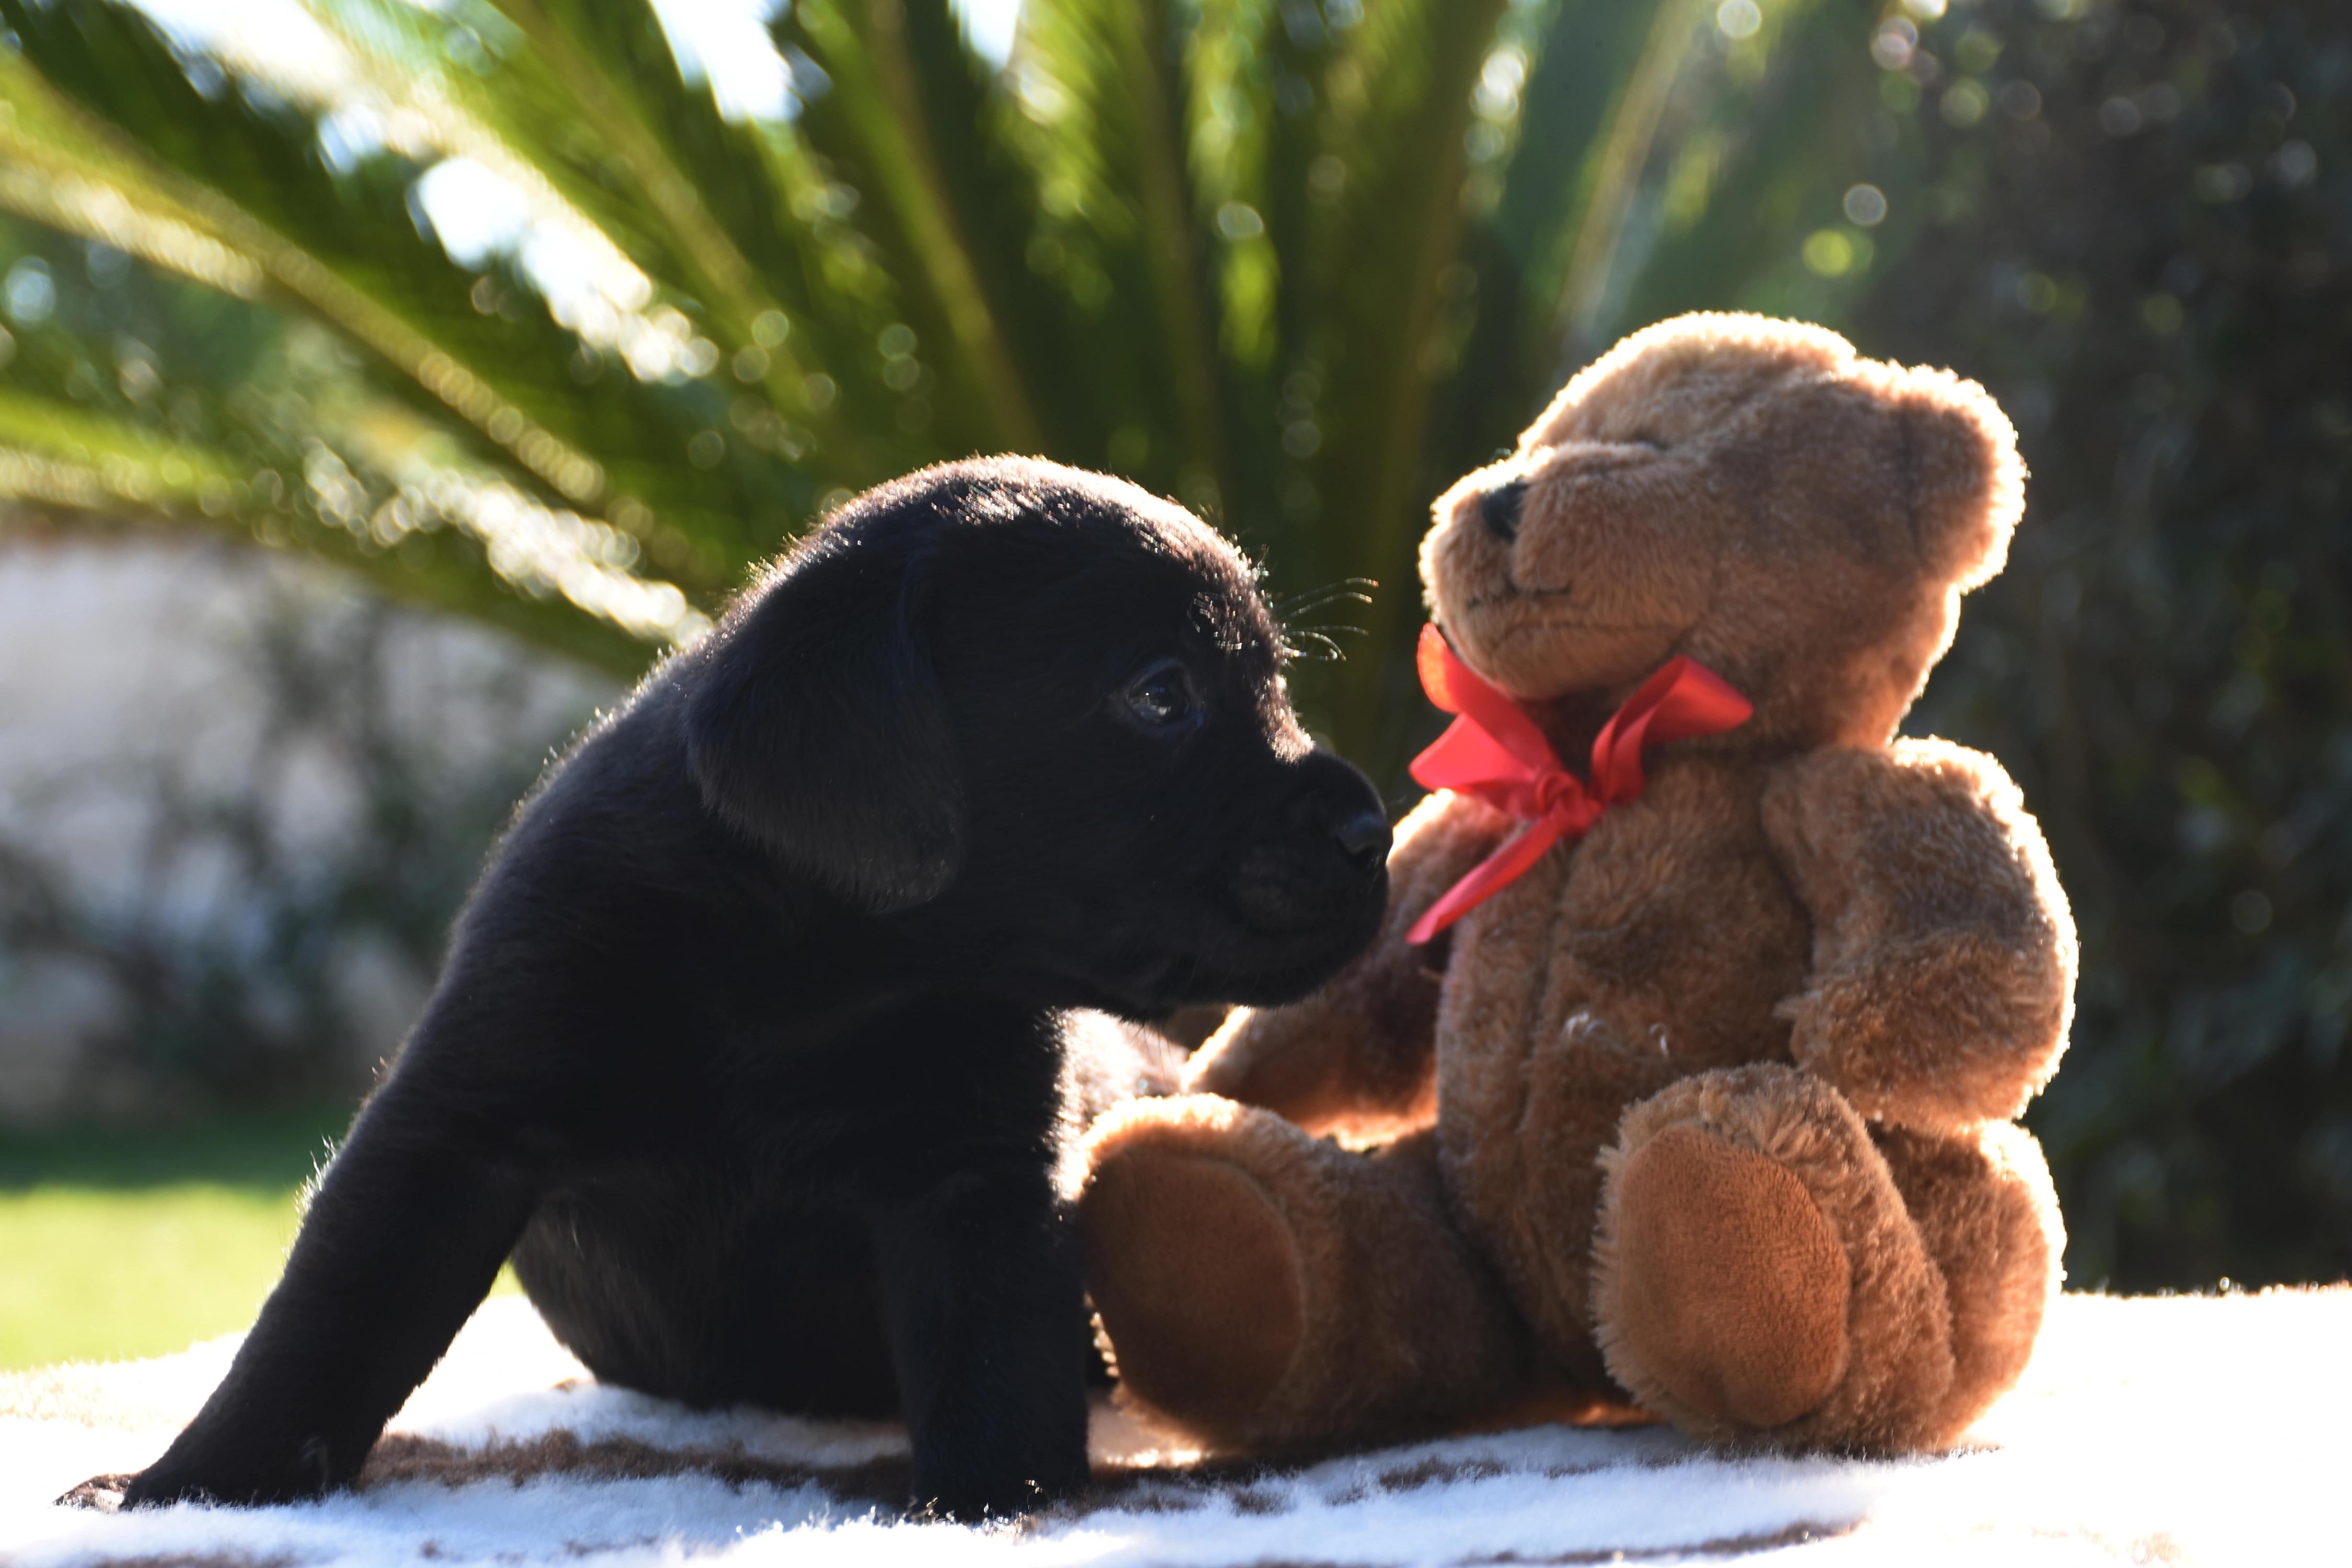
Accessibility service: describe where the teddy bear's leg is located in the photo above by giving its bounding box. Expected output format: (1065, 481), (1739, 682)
(1590, 1064), (1964, 1453)
(1872, 1119), (2064, 1443)
(1080, 1094), (1528, 1452)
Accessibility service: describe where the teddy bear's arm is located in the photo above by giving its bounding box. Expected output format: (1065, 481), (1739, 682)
(1760, 739), (2077, 1134)
(1183, 790), (1515, 1138)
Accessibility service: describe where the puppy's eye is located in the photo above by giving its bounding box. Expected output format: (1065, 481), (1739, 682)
(1118, 659), (1198, 730)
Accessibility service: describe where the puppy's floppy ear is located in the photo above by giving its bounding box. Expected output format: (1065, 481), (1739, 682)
(684, 534), (963, 912)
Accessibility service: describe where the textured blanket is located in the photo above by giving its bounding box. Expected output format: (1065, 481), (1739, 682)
(3, 1288), (2343, 1566)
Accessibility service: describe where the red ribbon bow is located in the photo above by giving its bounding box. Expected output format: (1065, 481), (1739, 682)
(1404, 625), (1752, 944)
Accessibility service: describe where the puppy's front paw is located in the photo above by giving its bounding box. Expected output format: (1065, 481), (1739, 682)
(56, 1473), (133, 1511)
(117, 1433), (338, 1509)
(910, 1460), (1088, 1524)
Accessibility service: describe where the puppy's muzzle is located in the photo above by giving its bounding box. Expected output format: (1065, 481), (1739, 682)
(1332, 808), (1391, 872)
(1229, 753), (1391, 935)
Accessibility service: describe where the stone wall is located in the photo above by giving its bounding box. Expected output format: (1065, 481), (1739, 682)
(0, 531), (609, 1125)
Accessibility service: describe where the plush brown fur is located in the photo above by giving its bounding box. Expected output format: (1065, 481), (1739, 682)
(1080, 313), (2074, 1457)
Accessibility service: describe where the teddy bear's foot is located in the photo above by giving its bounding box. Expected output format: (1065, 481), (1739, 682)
(1081, 1094), (1526, 1451)
(1594, 1064), (1961, 1454)
(1602, 1122), (1852, 1429)
(1080, 1104), (1306, 1438)
(1875, 1120), (2063, 1441)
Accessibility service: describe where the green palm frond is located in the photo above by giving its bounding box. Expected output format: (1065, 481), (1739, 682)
(780, 0), (1046, 454)
(0, 364), (664, 674)
(1009, 0), (1230, 503)
(3, 7), (615, 505)
(0, 68), (269, 302)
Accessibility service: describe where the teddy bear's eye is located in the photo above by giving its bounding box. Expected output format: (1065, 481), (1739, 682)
(1480, 478), (1528, 542)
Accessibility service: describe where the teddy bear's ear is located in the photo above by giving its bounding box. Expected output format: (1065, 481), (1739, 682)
(1897, 370), (2026, 593)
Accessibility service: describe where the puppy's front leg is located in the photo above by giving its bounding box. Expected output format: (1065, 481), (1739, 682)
(121, 1080), (538, 1507)
(870, 1162), (1090, 1519)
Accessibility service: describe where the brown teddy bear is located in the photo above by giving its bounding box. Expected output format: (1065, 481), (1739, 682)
(1079, 313), (2075, 1458)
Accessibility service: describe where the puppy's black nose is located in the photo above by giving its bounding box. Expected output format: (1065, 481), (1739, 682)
(1332, 809), (1391, 871)
(1480, 478), (1527, 543)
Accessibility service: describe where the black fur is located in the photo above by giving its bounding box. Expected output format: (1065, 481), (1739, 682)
(106, 458), (1390, 1520)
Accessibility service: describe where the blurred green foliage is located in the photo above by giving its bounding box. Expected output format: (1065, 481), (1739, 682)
(0, 0), (2345, 1291)
(1853, 0), (2351, 1290)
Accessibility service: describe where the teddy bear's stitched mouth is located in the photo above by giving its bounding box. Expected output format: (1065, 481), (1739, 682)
(1464, 582), (1575, 610)
(1484, 614), (1687, 647)
(1461, 591), (1684, 638)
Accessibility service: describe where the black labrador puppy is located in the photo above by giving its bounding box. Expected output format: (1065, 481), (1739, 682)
(100, 457), (1390, 1520)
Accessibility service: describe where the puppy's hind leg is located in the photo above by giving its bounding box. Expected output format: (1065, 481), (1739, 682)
(514, 1185), (903, 1418)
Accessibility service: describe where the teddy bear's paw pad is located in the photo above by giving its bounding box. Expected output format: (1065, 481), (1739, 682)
(1612, 1125), (1852, 1431)
(1083, 1147), (1305, 1432)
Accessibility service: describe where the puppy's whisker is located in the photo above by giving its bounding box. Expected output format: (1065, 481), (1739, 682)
(1272, 580), (1377, 621)
(1281, 630), (1350, 664)
(1276, 578), (1374, 671)
(1279, 591), (1375, 618)
(1272, 575), (1375, 599)
(1285, 622), (1371, 653)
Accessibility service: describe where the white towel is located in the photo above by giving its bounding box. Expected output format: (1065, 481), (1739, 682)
(4, 1288), (2344, 1565)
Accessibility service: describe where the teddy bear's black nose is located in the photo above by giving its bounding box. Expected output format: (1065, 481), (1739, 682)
(1480, 478), (1528, 542)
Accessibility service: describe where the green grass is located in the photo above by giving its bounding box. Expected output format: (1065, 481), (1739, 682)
(0, 1110), (516, 1370)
